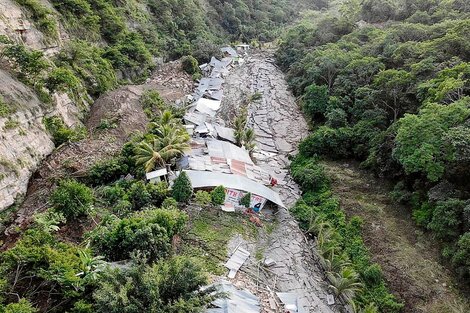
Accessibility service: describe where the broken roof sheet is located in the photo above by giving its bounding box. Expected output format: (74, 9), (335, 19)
(195, 101), (217, 117)
(206, 280), (260, 313)
(225, 247), (250, 278)
(184, 112), (207, 126)
(184, 170), (285, 208)
(206, 139), (253, 165)
(214, 125), (235, 143)
(195, 98), (221, 111)
(145, 168), (167, 180)
(276, 293), (306, 313)
(221, 46), (239, 58)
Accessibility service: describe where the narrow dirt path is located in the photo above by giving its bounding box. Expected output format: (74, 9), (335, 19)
(321, 160), (470, 313)
(220, 51), (341, 313)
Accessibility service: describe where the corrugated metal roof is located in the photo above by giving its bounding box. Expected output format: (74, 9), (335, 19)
(206, 139), (253, 165)
(214, 125), (235, 143)
(206, 280), (260, 313)
(184, 170), (285, 208)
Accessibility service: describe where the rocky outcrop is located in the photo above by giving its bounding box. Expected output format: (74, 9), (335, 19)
(0, 69), (54, 209)
(0, 1), (89, 210)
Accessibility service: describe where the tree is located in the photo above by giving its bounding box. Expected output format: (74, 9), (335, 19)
(93, 257), (212, 313)
(239, 192), (251, 208)
(135, 125), (190, 173)
(302, 84), (329, 120)
(91, 208), (187, 262)
(243, 128), (256, 153)
(373, 69), (414, 122)
(172, 172), (193, 203)
(3, 299), (38, 313)
(211, 185), (226, 205)
(181, 55), (199, 75)
(50, 179), (94, 218)
(393, 99), (470, 181)
(327, 267), (363, 301)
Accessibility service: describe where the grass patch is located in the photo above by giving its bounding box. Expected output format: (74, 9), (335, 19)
(182, 210), (257, 275)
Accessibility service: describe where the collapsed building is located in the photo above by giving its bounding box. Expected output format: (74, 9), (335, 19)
(178, 46), (285, 212)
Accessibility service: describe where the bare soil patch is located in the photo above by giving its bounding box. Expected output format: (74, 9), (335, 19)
(321, 160), (469, 313)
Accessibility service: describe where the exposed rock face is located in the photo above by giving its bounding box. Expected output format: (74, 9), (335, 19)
(0, 69), (54, 209)
(0, 1), (88, 210)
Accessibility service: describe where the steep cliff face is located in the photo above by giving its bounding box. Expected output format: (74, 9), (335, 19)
(0, 1), (84, 209)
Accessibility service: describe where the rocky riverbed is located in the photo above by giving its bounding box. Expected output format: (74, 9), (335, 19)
(219, 51), (342, 313)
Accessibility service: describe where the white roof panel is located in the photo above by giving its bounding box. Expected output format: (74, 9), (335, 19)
(184, 170), (285, 208)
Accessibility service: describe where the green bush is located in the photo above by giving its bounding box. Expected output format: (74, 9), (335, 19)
(181, 55), (199, 75)
(50, 179), (94, 218)
(195, 190), (211, 206)
(15, 0), (57, 38)
(291, 155), (329, 192)
(239, 192), (251, 208)
(56, 40), (117, 96)
(2, 44), (48, 82)
(302, 84), (329, 120)
(211, 186), (226, 205)
(43, 116), (87, 146)
(93, 256), (212, 313)
(162, 197), (178, 210)
(299, 126), (353, 159)
(88, 157), (129, 186)
(45, 67), (81, 93)
(91, 208), (187, 262)
(452, 232), (470, 279)
(3, 299), (38, 313)
(0, 96), (13, 118)
(0, 229), (89, 311)
(172, 172), (193, 203)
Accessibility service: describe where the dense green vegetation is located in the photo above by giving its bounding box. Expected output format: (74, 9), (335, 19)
(278, 0), (470, 287)
(291, 156), (402, 311)
(0, 91), (218, 312)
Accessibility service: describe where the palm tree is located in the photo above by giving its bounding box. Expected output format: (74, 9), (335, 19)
(135, 126), (190, 172)
(243, 128), (256, 153)
(149, 110), (178, 133)
(327, 267), (363, 302)
(233, 116), (245, 147)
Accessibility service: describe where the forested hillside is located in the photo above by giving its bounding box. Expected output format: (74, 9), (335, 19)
(278, 0), (470, 295)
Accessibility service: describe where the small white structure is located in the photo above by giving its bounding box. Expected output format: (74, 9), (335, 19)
(145, 168), (168, 183)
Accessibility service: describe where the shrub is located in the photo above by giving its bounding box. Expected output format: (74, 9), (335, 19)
(140, 90), (166, 118)
(3, 298), (38, 313)
(302, 84), (329, 120)
(211, 186), (226, 205)
(291, 155), (330, 192)
(127, 181), (152, 210)
(181, 55), (199, 75)
(56, 40), (117, 96)
(92, 208), (187, 262)
(45, 67), (81, 93)
(88, 157), (129, 186)
(0, 229), (88, 311)
(195, 191), (211, 206)
(239, 193), (251, 208)
(147, 181), (170, 207)
(43, 116), (87, 146)
(15, 0), (57, 38)
(2, 44), (48, 81)
(452, 232), (470, 279)
(93, 256), (212, 313)
(162, 197), (178, 210)
(299, 126), (353, 159)
(172, 172), (193, 203)
(50, 179), (94, 218)
(0, 96), (13, 118)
